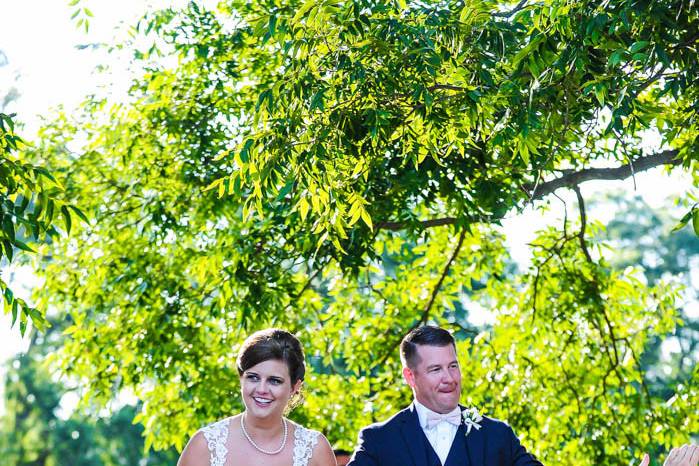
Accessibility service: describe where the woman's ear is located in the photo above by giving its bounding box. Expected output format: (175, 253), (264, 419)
(292, 379), (303, 395)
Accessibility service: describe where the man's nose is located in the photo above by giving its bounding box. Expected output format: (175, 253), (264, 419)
(442, 369), (456, 384)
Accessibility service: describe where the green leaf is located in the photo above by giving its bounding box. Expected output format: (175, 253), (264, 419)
(360, 207), (373, 230)
(671, 209), (693, 232)
(518, 139), (530, 164)
(239, 138), (254, 163)
(13, 240), (35, 253)
(512, 35), (545, 67)
(299, 197), (310, 220)
(692, 209), (699, 237)
(292, 0), (316, 23)
(2, 239), (13, 262)
(309, 89), (325, 111)
(629, 41), (650, 53)
(34, 166), (58, 184)
(11, 299), (18, 326)
(276, 180), (295, 200)
(61, 205), (72, 234)
(4, 286), (13, 305)
(69, 205), (90, 223)
(594, 85), (606, 106)
(608, 50), (624, 67)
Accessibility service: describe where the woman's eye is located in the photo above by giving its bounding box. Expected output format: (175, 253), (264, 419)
(269, 379), (282, 385)
(247, 374), (259, 381)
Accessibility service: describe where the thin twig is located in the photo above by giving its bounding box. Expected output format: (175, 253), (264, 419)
(416, 229), (468, 327)
(573, 186), (592, 263)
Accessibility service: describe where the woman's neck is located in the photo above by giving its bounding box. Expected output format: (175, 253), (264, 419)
(243, 411), (285, 437)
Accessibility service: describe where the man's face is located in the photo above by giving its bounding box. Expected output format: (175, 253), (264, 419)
(335, 454), (351, 466)
(403, 344), (461, 414)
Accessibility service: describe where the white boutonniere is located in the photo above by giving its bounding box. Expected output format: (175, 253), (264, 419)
(461, 407), (483, 437)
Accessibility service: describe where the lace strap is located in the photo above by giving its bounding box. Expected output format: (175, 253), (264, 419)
(293, 425), (320, 466)
(201, 418), (230, 466)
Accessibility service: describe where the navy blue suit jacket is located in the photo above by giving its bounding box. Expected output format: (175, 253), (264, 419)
(347, 404), (543, 466)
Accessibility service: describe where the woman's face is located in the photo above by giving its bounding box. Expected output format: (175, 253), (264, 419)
(241, 359), (301, 420)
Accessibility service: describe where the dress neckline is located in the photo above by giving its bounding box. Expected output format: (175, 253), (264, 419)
(201, 416), (320, 466)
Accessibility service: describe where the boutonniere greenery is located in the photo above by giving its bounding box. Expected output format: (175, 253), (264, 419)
(461, 407), (483, 437)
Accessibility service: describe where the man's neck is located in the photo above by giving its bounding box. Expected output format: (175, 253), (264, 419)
(413, 398), (460, 415)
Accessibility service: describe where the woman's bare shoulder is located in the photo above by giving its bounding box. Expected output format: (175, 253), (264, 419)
(309, 431), (336, 466)
(177, 430), (210, 466)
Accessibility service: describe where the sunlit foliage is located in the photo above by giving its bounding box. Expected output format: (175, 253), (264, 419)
(25, 0), (698, 463)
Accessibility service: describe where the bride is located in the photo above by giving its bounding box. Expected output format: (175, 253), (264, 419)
(178, 328), (336, 466)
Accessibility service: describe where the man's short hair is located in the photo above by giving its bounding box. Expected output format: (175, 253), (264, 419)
(400, 325), (455, 368)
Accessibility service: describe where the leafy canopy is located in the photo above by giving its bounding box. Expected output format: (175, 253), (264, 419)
(0, 110), (86, 335)
(25, 0), (699, 463)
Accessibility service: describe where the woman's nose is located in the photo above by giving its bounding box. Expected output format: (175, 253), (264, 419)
(256, 381), (270, 393)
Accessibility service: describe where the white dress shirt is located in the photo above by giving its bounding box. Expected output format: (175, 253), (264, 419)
(414, 400), (460, 465)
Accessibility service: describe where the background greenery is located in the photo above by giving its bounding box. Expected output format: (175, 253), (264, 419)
(1, 0), (698, 464)
(0, 320), (178, 465)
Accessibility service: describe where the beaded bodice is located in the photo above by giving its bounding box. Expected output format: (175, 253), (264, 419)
(201, 418), (320, 466)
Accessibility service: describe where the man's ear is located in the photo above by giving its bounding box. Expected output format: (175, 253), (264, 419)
(402, 366), (415, 388)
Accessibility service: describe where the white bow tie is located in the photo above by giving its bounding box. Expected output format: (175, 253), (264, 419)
(424, 410), (461, 429)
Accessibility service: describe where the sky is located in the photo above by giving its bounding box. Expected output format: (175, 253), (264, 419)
(0, 0), (696, 413)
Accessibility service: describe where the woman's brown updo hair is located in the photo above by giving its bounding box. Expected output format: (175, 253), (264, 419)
(236, 328), (306, 386)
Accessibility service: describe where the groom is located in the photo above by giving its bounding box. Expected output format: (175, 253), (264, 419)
(347, 325), (543, 466)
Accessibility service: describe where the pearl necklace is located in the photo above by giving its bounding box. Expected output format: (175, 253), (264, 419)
(240, 413), (288, 455)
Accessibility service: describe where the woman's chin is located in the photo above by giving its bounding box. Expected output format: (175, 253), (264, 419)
(246, 403), (280, 419)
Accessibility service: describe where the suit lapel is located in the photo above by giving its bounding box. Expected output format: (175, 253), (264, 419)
(443, 423), (468, 466)
(463, 420), (485, 466)
(399, 404), (429, 466)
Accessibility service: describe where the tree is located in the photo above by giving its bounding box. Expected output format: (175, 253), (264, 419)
(0, 49), (85, 335)
(594, 192), (699, 399)
(26, 0), (698, 464)
(0, 321), (179, 465)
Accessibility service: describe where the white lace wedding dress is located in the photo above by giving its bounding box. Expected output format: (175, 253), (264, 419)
(201, 418), (320, 466)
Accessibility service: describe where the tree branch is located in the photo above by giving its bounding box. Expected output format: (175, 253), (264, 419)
(492, 0), (529, 17)
(375, 150), (681, 232)
(416, 229), (467, 327)
(375, 217), (457, 231)
(526, 149), (681, 201)
(573, 186), (592, 263)
(427, 84), (467, 92)
(368, 230), (467, 373)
